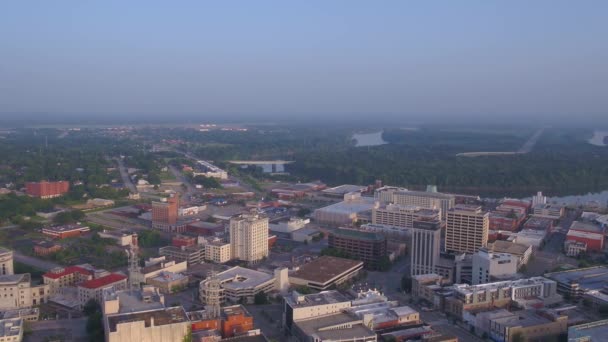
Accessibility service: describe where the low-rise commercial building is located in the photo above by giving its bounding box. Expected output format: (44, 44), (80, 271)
(488, 309), (567, 342)
(78, 274), (127, 309)
(289, 256), (363, 291)
(565, 221), (605, 254)
(141, 256), (187, 281)
(199, 267), (275, 305)
(98, 230), (136, 246)
(568, 319), (608, 342)
(488, 240), (533, 269)
(0, 317), (23, 342)
(33, 241), (62, 256)
(446, 277), (561, 319)
(532, 204), (564, 220)
(172, 235), (197, 248)
(313, 192), (378, 226)
(159, 245), (205, 266)
(269, 218), (309, 233)
(545, 266), (608, 299)
(511, 229), (547, 248)
(523, 216), (554, 232)
(42, 224), (90, 239)
(147, 272), (188, 293)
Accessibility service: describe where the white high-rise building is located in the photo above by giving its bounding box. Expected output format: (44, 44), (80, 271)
(532, 191), (547, 207)
(229, 213), (269, 262)
(410, 220), (442, 276)
(471, 248), (517, 285)
(391, 190), (454, 221)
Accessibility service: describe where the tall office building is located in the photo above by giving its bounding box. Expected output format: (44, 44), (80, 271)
(532, 191), (547, 207)
(229, 213), (269, 263)
(374, 186), (408, 204)
(372, 204), (440, 229)
(375, 188), (456, 221)
(152, 196), (179, 228)
(445, 205), (489, 254)
(328, 228), (387, 270)
(410, 220), (442, 276)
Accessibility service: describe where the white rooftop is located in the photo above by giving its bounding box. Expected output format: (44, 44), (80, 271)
(217, 266), (273, 290)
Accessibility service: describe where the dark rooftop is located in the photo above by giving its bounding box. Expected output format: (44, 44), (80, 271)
(290, 256), (363, 284)
(107, 307), (188, 332)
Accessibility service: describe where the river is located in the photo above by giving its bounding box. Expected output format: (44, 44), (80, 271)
(352, 131), (387, 147)
(588, 130), (608, 146)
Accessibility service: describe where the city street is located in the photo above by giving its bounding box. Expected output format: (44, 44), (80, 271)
(13, 250), (60, 271)
(114, 157), (137, 194)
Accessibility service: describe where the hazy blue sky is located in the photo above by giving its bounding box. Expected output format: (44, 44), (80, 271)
(1, 1), (607, 123)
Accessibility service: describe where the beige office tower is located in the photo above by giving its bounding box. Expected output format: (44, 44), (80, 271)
(445, 205), (489, 254)
(230, 213), (269, 262)
(410, 220), (442, 276)
(390, 190), (454, 221)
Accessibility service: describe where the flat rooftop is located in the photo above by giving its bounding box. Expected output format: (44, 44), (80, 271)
(106, 288), (165, 313)
(545, 266), (608, 291)
(287, 290), (351, 308)
(330, 227), (386, 241)
(217, 266), (273, 290)
(44, 224), (89, 232)
(394, 190), (454, 200)
(0, 318), (22, 338)
(315, 197), (376, 215)
(524, 216), (553, 228)
(454, 277), (553, 295)
(107, 307), (188, 332)
(570, 221), (605, 234)
(489, 240), (531, 256)
(294, 313), (374, 341)
(569, 319), (608, 341)
(150, 272), (187, 283)
(322, 184), (367, 195)
(290, 256), (363, 284)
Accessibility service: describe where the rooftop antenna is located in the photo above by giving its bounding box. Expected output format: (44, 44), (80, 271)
(127, 233), (143, 290)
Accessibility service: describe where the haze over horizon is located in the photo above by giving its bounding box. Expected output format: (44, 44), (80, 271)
(1, 1), (607, 125)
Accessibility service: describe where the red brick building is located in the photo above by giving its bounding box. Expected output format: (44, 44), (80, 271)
(172, 235), (196, 248)
(26, 181), (69, 199)
(33, 241), (62, 256)
(152, 196), (179, 226)
(221, 305), (254, 338)
(565, 221), (605, 252)
(489, 213), (519, 231)
(42, 224), (90, 239)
